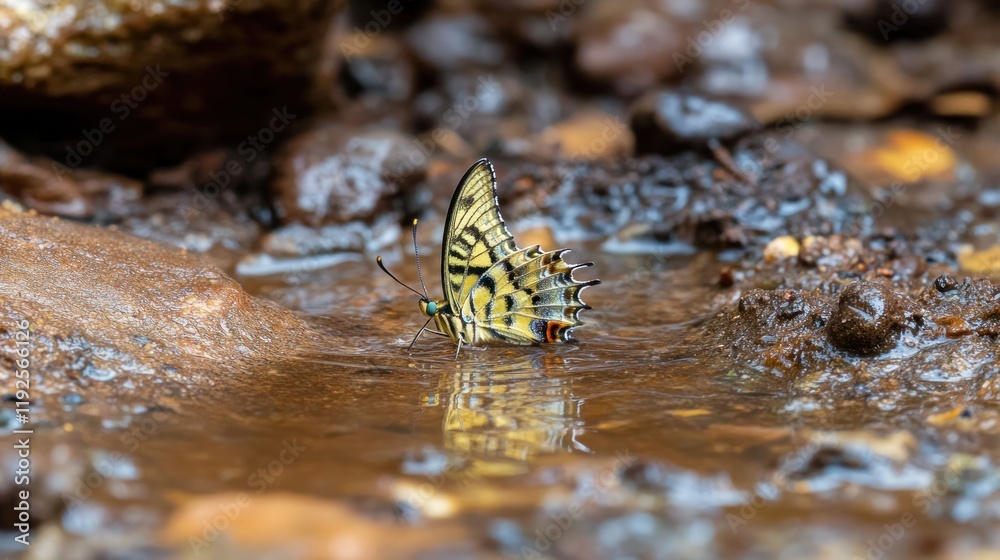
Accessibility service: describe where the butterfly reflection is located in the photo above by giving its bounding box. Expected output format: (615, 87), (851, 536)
(419, 350), (588, 476)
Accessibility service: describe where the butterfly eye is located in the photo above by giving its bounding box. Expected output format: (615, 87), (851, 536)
(426, 302), (438, 315)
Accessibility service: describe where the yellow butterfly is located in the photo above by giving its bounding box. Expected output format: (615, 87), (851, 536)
(378, 159), (599, 356)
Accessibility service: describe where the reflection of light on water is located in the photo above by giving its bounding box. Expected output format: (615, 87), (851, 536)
(420, 351), (587, 476)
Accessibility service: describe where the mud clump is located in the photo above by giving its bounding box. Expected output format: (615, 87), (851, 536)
(707, 233), (1000, 412)
(827, 281), (904, 356)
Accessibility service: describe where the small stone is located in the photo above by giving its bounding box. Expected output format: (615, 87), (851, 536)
(630, 91), (757, 155)
(0, 211), (312, 382)
(763, 236), (800, 262)
(532, 110), (633, 161)
(818, 171), (847, 197)
(719, 266), (735, 288)
(934, 274), (958, 293)
(405, 13), (505, 72)
(575, 9), (684, 95)
(957, 245), (1000, 278)
(827, 281), (903, 356)
(272, 122), (427, 227)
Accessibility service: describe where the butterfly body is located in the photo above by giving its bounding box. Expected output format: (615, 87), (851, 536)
(380, 158), (598, 354)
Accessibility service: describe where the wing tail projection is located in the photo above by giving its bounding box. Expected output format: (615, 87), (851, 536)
(467, 247), (599, 344)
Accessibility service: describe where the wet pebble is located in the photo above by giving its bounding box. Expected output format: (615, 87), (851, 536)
(630, 91), (757, 155)
(575, 9), (684, 95)
(405, 13), (506, 72)
(0, 205), (313, 385)
(0, 138), (142, 219)
(934, 274), (959, 293)
(273, 122), (427, 227)
(827, 281), (903, 356)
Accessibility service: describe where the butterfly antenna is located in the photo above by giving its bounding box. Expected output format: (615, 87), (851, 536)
(376, 256), (425, 298)
(411, 219), (430, 299)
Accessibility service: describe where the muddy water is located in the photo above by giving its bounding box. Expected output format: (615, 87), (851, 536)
(31, 233), (995, 559)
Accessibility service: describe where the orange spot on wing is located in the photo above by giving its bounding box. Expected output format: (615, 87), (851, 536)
(545, 321), (562, 343)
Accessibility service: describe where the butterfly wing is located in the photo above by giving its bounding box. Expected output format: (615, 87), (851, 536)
(440, 159), (598, 344)
(464, 245), (598, 344)
(441, 159), (516, 312)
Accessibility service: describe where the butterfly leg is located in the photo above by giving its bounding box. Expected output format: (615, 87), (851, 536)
(454, 337), (463, 359)
(407, 316), (435, 350)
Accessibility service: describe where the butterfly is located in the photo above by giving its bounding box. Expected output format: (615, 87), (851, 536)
(378, 158), (599, 357)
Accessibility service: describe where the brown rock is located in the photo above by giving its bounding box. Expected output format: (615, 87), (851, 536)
(574, 4), (685, 95)
(631, 91), (758, 155)
(273, 122), (426, 227)
(0, 0), (339, 173)
(161, 492), (467, 559)
(0, 138), (142, 219)
(0, 206), (312, 388)
(827, 281), (904, 356)
(405, 13), (506, 73)
(532, 109), (633, 161)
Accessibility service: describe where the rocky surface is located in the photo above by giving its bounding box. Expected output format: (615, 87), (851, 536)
(706, 233), (999, 413)
(0, 0), (338, 173)
(0, 138), (142, 220)
(630, 90), (758, 155)
(496, 131), (865, 251)
(0, 205), (313, 398)
(272, 122), (426, 227)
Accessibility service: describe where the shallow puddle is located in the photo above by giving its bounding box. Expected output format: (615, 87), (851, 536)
(22, 237), (997, 559)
